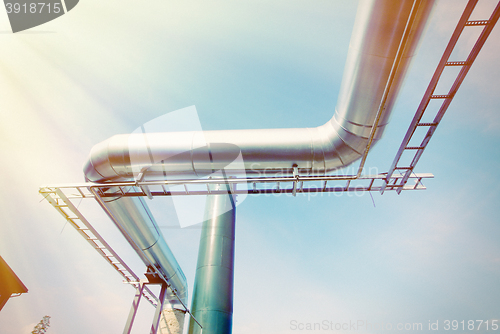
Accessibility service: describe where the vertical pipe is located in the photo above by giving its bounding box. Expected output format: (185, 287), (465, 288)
(157, 307), (186, 334)
(188, 184), (236, 334)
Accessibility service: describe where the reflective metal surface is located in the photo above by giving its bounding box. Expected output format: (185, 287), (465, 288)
(82, 0), (435, 309)
(188, 184), (236, 334)
(101, 192), (188, 305)
(84, 0), (435, 181)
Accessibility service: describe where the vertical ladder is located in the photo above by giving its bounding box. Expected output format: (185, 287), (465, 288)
(381, 0), (500, 194)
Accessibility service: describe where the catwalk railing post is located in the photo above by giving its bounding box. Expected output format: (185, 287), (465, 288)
(188, 183), (236, 334)
(123, 280), (146, 334)
(151, 283), (168, 334)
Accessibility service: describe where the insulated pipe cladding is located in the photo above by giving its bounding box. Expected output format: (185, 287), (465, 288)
(83, 0), (435, 313)
(84, 0), (435, 181)
(188, 184), (236, 334)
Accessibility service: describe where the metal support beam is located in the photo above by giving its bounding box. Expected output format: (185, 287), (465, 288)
(122, 279), (172, 334)
(151, 283), (168, 334)
(188, 184), (236, 334)
(123, 280), (146, 334)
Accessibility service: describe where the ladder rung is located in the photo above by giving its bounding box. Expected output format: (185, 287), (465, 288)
(465, 20), (489, 26)
(416, 122), (438, 127)
(405, 146), (425, 150)
(445, 61), (467, 66)
(430, 94), (451, 99)
(396, 166), (412, 170)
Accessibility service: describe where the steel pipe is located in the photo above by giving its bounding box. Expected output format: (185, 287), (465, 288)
(82, 0), (435, 312)
(84, 0), (435, 181)
(187, 184), (236, 334)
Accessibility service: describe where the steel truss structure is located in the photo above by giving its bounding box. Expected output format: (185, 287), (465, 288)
(39, 1), (499, 333)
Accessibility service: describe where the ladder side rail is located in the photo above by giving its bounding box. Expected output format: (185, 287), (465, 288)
(51, 188), (159, 306)
(381, 0), (479, 193)
(395, 0), (500, 194)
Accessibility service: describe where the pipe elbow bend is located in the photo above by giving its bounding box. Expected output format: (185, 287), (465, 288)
(83, 135), (130, 182)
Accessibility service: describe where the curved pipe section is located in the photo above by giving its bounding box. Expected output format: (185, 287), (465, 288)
(83, 0), (435, 307)
(84, 0), (434, 181)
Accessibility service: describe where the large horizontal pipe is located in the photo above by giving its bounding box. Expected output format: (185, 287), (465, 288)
(84, 0), (435, 181)
(83, 0), (435, 307)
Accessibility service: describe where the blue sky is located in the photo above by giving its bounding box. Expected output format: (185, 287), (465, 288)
(1, 1), (499, 333)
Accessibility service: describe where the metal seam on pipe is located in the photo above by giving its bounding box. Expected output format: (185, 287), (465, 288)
(353, 0), (420, 178)
(82, 0), (436, 310)
(84, 0), (435, 182)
